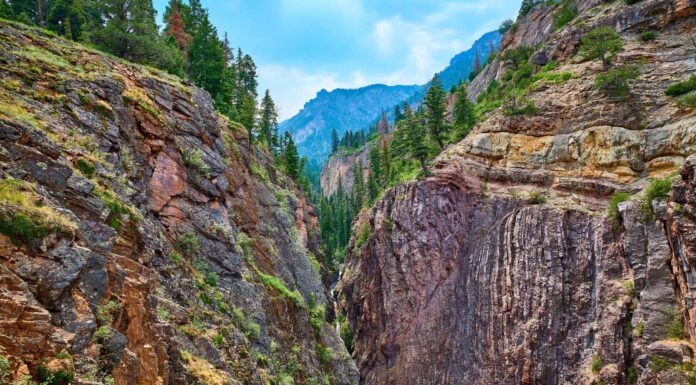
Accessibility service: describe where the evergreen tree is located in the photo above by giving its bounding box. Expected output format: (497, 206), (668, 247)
(424, 73), (447, 149)
(187, 7), (230, 111)
(379, 139), (391, 188)
(46, 0), (86, 40)
(258, 89), (278, 149)
(239, 94), (256, 139)
(579, 26), (624, 70)
(164, 0), (192, 56)
(352, 161), (365, 210)
(89, 0), (183, 76)
(283, 132), (300, 180)
(453, 84), (476, 140)
(394, 104), (404, 123)
(368, 146), (381, 203)
(331, 129), (339, 154)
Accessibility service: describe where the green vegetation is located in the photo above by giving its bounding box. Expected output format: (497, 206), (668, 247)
(666, 307), (687, 340)
(92, 325), (112, 343)
(553, 0), (577, 30)
(526, 191), (547, 205)
(337, 315), (354, 353)
(316, 344), (335, 366)
(641, 178), (672, 217)
(257, 271), (306, 308)
(37, 364), (75, 385)
(639, 30), (656, 42)
(204, 272), (219, 287)
(594, 64), (641, 101)
(176, 230), (200, 257)
(579, 26), (624, 69)
(627, 366), (638, 384)
(665, 75), (696, 96)
(622, 279), (635, 297)
(0, 349), (9, 385)
(424, 74), (448, 149)
(607, 192), (631, 221)
(309, 302), (326, 336)
(97, 300), (120, 324)
(354, 223), (371, 251)
(182, 149), (211, 178)
(591, 355), (603, 374)
(0, 178), (76, 245)
(76, 158), (96, 177)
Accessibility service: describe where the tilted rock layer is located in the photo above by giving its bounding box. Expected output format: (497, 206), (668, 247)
(339, 0), (696, 384)
(0, 21), (357, 385)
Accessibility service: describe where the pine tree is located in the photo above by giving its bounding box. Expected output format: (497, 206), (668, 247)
(352, 161), (365, 210)
(579, 26), (624, 70)
(331, 129), (339, 154)
(165, 0), (192, 56)
(424, 73), (448, 149)
(89, 0), (183, 76)
(453, 84), (476, 140)
(368, 146), (381, 203)
(239, 94), (256, 140)
(258, 89), (278, 149)
(187, 7), (230, 111)
(379, 139), (391, 187)
(473, 49), (481, 73)
(46, 0), (86, 41)
(394, 104), (404, 123)
(283, 132), (300, 180)
(0, 0), (11, 19)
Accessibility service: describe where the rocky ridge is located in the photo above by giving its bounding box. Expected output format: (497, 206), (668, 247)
(338, 0), (696, 384)
(0, 20), (357, 385)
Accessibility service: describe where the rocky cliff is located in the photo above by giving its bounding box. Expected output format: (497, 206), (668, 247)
(338, 0), (696, 384)
(0, 20), (357, 385)
(319, 143), (375, 197)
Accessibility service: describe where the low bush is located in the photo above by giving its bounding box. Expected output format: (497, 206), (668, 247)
(591, 355), (603, 373)
(594, 64), (640, 101)
(526, 191), (546, 205)
(639, 30), (656, 42)
(607, 192), (631, 222)
(641, 178), (672, 217)
(665, 75), (696, 96)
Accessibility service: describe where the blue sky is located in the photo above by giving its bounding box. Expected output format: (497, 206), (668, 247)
(153, 0), (521, 120)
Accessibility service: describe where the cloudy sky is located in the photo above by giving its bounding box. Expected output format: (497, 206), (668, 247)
(153, 0), (521, 120)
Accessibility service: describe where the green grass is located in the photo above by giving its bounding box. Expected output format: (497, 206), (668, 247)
(309, 303), (326, 336)
(0, 178), (76, 245)
(257, 270), (306, 308)
(666, 308), (687, 339)
(76, 158), (96, 177)
(354, 223), (371, 251)
(607, 192), (632, 228)
(182, 149), (211, 178)
(13, 46), (70, 69)
(641, 178), (672, 217)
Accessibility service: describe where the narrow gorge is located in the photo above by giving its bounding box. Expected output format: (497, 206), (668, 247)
(1, 0), (696, 384)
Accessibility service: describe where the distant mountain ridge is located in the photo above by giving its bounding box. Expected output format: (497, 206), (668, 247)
(279, 84), (420, 163)
(280, 30), (501, 164)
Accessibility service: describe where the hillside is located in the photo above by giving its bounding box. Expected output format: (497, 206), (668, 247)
(337, 0), (696, 384)
(0, 20), (356, 385)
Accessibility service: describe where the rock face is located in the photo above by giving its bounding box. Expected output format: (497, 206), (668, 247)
(339, 0), (696, 384)
(0, 21), (357, 385)
(320, 142), (375, 197)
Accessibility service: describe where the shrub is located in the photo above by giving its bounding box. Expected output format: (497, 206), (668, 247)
(213, 334), (224, 348)
(622, 279), (635, 297)
(204, 272), (219, 287)
(553, 0), (577, 29)
(199, 291), (213, 305)
(96, 300), (120, 324)
(591, 355), (603, 373)
(257, 271), (306, 308)
(243, 319), (261, 340)
(502, 91), (538, 116)
(579, 27), (624, 69)
(594, 64), (641, 101)
(309, 304), (326, 336)
(665, 75), (696, 96)
(182, 149), (211, 178)
(176, 230), (200, 257)
(636, 322), (645, 338)
(37, 365), (75, 385)
(526, 191), (547, 204)
(641, 178), (672, 216)
(316, 344), (335, 366)
(0, 179), (76, 245)
(666, 308), (686, 339)
(639, 30), (656, 42)
(676, 93), (696, 109)
(93, 326), (112, 343)
(76, 158), (96, 177)
(607, 192), (631, 222)
(627, 366), (638, 384)
(354, 223), (371, 250)
(0, 350), (9, 385)
(498, 19), (515, 34)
